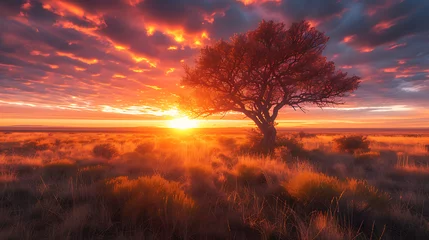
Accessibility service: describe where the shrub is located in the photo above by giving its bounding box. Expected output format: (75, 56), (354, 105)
(235, 164), (267, 187)
(1, 141), (50, 156)
(293, 131), (317, 139)
(185, 164), (219, 199)
(301, 212), (347, 240)
(134, 142), (155, 154)
(284, 171), (343, 207)
(346, 179), (391, 211)
(42, 160), (78, 181)
(103, 175), (195, 235)
(77, 165), (108, 184)
(334, 135), (370, 154)
(93, 143), (118, 159)
(276, 136), (307, 158)
(354, 151), (380, 165)
(240, 128), (264, 153)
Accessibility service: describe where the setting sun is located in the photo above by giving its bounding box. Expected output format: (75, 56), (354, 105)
(168, 117), (199, 129)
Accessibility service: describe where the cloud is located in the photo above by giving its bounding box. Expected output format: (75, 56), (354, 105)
(0, 0), (428, 126)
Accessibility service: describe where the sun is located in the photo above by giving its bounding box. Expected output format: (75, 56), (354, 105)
(168, 117), (199, 129)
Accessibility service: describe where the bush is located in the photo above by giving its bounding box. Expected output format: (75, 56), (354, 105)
(93, 143), (118, 159)
(235, 164), (267, 187)
(334, 135), (370, 154)
(293, 131), (317, 139)
(354, 151), (380, 165)
(77, 165), (108, 183)
(135, 142), (155, 154)
(302, 212), (347, 240)
(284, 171), (390, 213)
(276, 136), (307, 158)
(1, 141), (50, 156)
(284, 171), (343, 207)
(42, 160), (78, 181)
(239, 128), (264, 153)
(103, 175), (195, 236)
(346, 179), (391, 211)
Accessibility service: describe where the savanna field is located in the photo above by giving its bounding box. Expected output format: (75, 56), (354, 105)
(1, 129), (429, 240)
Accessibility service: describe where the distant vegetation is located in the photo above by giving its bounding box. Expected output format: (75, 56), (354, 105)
(334, 135), (370, 154)
(0, 131), (429, 239)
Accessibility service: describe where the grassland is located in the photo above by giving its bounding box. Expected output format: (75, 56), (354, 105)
(0, 129), (429, 239)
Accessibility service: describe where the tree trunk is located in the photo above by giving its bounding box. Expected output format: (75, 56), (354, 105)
(259, 125), (277, 153)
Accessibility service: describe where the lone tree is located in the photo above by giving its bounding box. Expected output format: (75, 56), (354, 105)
(181, 20), (360, 152)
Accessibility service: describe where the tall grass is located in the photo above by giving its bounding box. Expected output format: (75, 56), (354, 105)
(0, 131), (428, 239)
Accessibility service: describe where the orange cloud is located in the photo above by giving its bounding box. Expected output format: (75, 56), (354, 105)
(41, 0), (104, 26)
(57, 51), (99, 64)
(383, 67), (398, 73)
(114, 45), (128, 51)
(54, 20), (99, 38)
(395, 74), (413, 78)
(30, 50), (50, 57)
(372, 17), (405, 33)
(48, 64), (59, 69)
(75, 67), (86, 71)
(113, 74), (126, 78)
(143, 21), (210, 48)
(21, 1), (31, 10)
(144, 84), (162, 90)
(343, 35), (355, 43)
(130, 68), (150, 73)
(146, 26), (155, 36)
(132, 55), (157, 68)
(166, 29), (185, 43)
(100, 105), (179, 117)
(165, 68), (175, 75)
(387, 43), (406, 50)
(238, 0), (281, 5)
(359, 47), (374, 53)
(307, 19), (321, 28)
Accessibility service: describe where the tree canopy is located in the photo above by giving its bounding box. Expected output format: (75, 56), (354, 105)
(180, 20), (360, 151)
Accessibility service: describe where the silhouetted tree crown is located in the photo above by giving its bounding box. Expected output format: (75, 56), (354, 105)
(181, 20), (360, 152)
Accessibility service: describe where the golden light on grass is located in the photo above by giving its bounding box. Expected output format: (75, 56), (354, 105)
(168, 117), (199, 129)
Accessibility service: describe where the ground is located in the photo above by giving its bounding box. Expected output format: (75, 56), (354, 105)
(0, 129), (429, 239)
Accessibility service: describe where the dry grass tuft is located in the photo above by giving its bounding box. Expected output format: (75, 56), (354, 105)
(92, 143), (118, 160)
(42, 160), (77, 181)
(284, 171), (343, 207)
(103, 175), (195, 235)
(334, 135), (370, 154)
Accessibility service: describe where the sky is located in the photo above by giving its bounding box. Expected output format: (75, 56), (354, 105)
(0, 0), (428, 128)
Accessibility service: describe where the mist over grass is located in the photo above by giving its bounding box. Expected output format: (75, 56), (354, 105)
(0, 130), (429, 239)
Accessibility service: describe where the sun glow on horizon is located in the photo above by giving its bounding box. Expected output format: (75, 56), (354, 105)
(168, 117), (199, 129)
